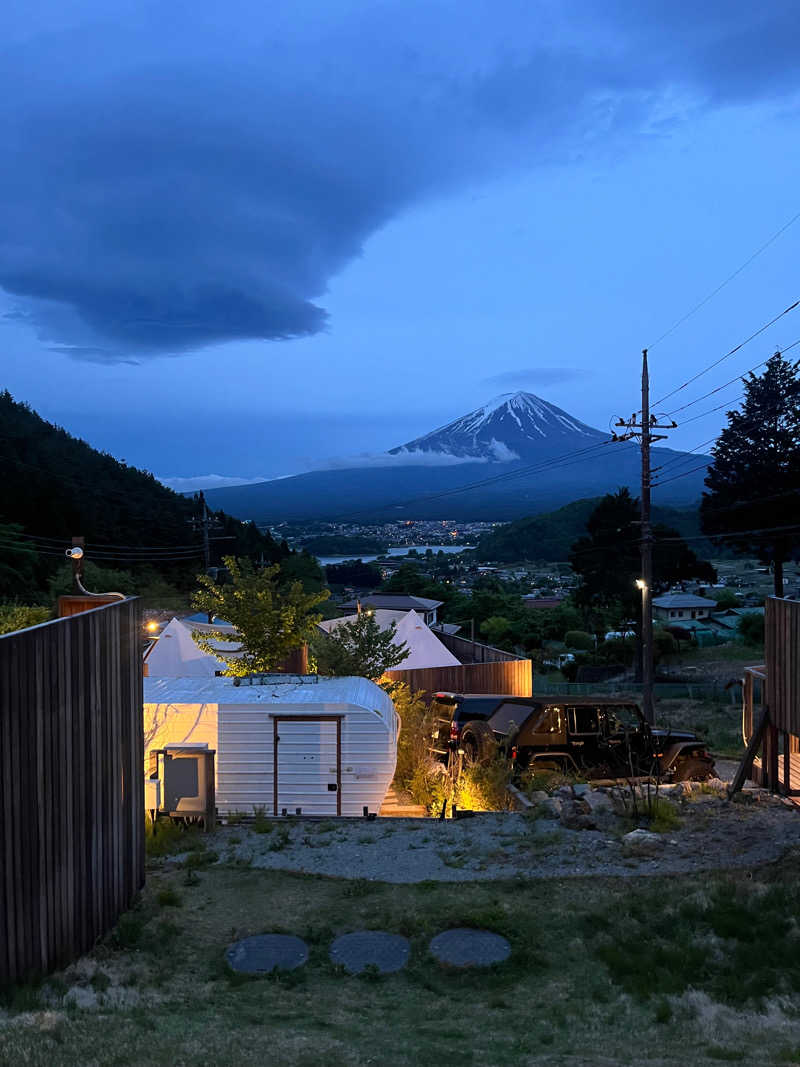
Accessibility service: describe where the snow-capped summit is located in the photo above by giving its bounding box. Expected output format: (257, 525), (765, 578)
(389, 391), (606, 463)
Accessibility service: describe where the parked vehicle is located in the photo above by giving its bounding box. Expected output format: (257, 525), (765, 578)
(430, 692), (715, 781)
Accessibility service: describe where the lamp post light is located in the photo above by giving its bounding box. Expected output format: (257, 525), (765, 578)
(635, 578), (654, 725)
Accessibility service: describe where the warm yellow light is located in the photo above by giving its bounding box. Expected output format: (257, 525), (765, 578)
(146, 620), (159, 633)
(635, 579), (647, 591)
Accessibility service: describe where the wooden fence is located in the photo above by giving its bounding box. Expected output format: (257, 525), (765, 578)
(383, 658), (532, 697)
(0, 599), (144, 985)
(432, 629), (526, 665)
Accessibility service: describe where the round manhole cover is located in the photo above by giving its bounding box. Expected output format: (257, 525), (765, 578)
(225, 934), (309, 974)
(329, 931), (410, 975)
(429, 928), (511, 968)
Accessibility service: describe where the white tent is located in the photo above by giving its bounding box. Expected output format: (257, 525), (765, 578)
(319, 608), (460, 670)
(392, 610), (460, 669)
(144, 674), (398, 817)
(144, 617), (240, 678)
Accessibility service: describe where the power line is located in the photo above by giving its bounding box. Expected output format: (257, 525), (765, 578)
(648, 207), (800, 351)
(653, 300), (800, 408)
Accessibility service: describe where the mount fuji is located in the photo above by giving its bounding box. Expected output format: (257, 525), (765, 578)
(202, 392), (710, 521)
(389, 392), (607, 463)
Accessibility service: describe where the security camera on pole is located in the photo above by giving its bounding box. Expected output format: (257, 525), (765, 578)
(612, 349), (676, 726)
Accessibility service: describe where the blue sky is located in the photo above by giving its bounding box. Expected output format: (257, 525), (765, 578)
(2, 1), (800, 489)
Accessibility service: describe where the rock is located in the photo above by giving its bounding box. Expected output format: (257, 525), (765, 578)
(560, 806), (597, 831)
(528, 790), (550, 805)
(556, 786), (573, 799)
(64, 987), (99, 1010)
(621, 829), (663, 855)
(584, 790), (614, 815)
(541, 797), (563, 819)
(573, 783), (590, 798)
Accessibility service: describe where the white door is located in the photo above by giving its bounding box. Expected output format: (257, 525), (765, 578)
(275, 719), (340, 815)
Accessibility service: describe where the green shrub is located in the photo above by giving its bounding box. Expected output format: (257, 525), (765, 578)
(456, 757), (514, 812)
(0, 604), (51, 635)
(563, 630), (594, 651)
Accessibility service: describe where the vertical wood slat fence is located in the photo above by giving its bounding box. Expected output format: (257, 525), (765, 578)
(383, 658), (533, 697)
(0, 599), (144, 986)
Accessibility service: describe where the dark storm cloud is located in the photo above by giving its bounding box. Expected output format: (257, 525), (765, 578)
(1, 0), (799, 362)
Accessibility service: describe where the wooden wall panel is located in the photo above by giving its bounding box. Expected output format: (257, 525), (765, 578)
(0, 599), (144, 984)
(383, 659), (532, 697)
(766, 598), (800, 735)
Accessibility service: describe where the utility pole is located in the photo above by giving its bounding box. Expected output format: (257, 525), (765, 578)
(71, 535), (85, 593)
(613, 349), (676, 725)
(199, 491), (210, 574)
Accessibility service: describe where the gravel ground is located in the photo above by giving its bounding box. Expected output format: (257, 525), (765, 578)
(187, 782), (800, 884)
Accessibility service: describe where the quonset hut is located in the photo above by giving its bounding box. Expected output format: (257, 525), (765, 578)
(144, 674), (399, 817)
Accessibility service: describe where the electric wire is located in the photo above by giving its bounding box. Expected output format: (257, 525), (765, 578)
(647, 207), (800, 351)
(652, 300), (800, 408)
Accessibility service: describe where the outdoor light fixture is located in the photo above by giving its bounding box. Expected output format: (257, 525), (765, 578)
(146, 620), (159, 634)
(635, 578), (647, 591)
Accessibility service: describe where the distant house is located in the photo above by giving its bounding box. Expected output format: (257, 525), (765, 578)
(522, 595), (565, 610)
(652, 593), (717, 623)
(338, 594), (443, 626)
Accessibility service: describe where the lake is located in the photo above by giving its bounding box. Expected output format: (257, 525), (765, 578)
(316, 544), (473, 567)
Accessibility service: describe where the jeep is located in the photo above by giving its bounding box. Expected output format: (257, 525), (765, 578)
(430, 692), (715, 781)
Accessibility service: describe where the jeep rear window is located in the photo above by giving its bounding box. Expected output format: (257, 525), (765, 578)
(489, 701), (538, 734)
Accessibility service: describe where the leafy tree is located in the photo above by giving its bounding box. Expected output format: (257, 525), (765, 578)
(712, 588), (741, 609)
(480, 615), (513, 647)
(701, 352), (800, 597)
(0, 523), (42, 599)
(564, 630), (594, 651)
(571, 488), (715, 613)
(738, 612), (765, 646)
(191, 557), (329, 676)
(311, 612), (409, 679)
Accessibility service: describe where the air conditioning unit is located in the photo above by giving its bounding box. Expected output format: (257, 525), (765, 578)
(147, 744), (216, 829)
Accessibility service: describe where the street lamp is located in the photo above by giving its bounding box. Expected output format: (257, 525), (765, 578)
(635, 577), (654, 724)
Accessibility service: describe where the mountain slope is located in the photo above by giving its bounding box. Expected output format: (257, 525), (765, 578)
(474, 499), (707, 562)
(0, 390), (291, 594)
(390, 392), (606, 461)
(203, 392), (711, 521)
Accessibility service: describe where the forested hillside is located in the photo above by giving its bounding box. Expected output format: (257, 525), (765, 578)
(0, 391), (321, 599)
(475, 498), (712, 562)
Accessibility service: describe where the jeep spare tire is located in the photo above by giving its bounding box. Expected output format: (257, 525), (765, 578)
(672, 755), (715, 782)
(460, 721), (496, 765)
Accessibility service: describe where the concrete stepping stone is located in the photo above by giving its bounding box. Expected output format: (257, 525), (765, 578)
(225, 933), (309, 974)
(329, 931), (410, 975)
(429, 928), (511, 968)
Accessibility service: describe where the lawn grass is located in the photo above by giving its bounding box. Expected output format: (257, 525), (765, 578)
(6, 849), (800, 1065)
(657, 698), (745, 758)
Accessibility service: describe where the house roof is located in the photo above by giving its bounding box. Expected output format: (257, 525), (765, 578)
(339, 594), (443, 612)
(317, 610), (407, 634)
(653, 594), (718, 609)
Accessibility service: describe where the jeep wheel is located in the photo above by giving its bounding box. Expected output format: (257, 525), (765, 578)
(672, 755), (715, 782)
(460, 721), (496, 765)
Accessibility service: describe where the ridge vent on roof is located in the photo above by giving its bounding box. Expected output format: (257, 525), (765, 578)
(233, 673), (320, 687)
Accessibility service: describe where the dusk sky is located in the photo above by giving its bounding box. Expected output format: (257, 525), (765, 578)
(2, 1), (800, 491)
